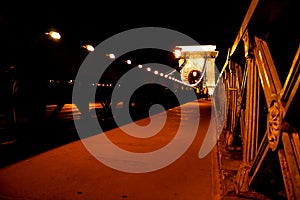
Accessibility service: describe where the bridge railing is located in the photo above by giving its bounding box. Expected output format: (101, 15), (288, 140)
(216, 0), (300, 199)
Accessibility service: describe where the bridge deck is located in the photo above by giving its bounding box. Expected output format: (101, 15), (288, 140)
(0, 99), (228, 200)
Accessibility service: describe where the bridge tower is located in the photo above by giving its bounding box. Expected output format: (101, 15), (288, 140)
(173, 45), (219, 95)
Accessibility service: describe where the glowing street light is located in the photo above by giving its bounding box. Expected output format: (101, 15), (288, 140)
(45, 31), (61, 40)
(173, 48), (182, 58)
(106, 53), (115, 59)
(82, 44), (94, 52)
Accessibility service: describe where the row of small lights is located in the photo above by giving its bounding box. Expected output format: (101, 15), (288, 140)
(124, 60), (194, 90)
(46, 31), (193, 89)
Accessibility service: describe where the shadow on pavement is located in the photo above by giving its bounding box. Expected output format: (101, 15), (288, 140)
(0, 112), (118, 168)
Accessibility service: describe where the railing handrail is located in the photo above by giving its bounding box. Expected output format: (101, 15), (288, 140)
(216, 0), (260, 86)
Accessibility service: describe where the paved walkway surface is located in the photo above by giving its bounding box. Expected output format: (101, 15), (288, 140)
(0, 100), (225, 200)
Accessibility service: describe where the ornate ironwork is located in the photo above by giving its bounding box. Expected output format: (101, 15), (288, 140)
(267, 95), (282, 151)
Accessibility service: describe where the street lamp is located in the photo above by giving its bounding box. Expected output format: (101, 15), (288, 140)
(45, 31), (61, 40)
(173, 48), (182, 59)
(82, 44), (94, 52)
(106, 53), (115, 59)
(125, 59), (131, 65)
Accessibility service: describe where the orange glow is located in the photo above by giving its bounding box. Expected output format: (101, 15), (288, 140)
(174, 49), (181, 58)
(45, 31), (61, 40)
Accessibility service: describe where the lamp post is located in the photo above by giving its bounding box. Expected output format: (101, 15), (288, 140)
(23, 29), (63, 129)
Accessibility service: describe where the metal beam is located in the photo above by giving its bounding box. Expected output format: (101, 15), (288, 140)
(218, 0), (261, 82)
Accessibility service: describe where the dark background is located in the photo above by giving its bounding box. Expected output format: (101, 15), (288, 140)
(0, 1), (252, 77)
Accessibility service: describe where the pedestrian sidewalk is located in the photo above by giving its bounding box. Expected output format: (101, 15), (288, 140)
(1, 99), (271, 200)
(0, 100), (223, 200)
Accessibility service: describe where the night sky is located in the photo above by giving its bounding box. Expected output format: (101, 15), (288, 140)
(0, 0), (257, 79)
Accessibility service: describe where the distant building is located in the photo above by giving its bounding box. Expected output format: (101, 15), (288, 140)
(174, 45), (218, 95)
